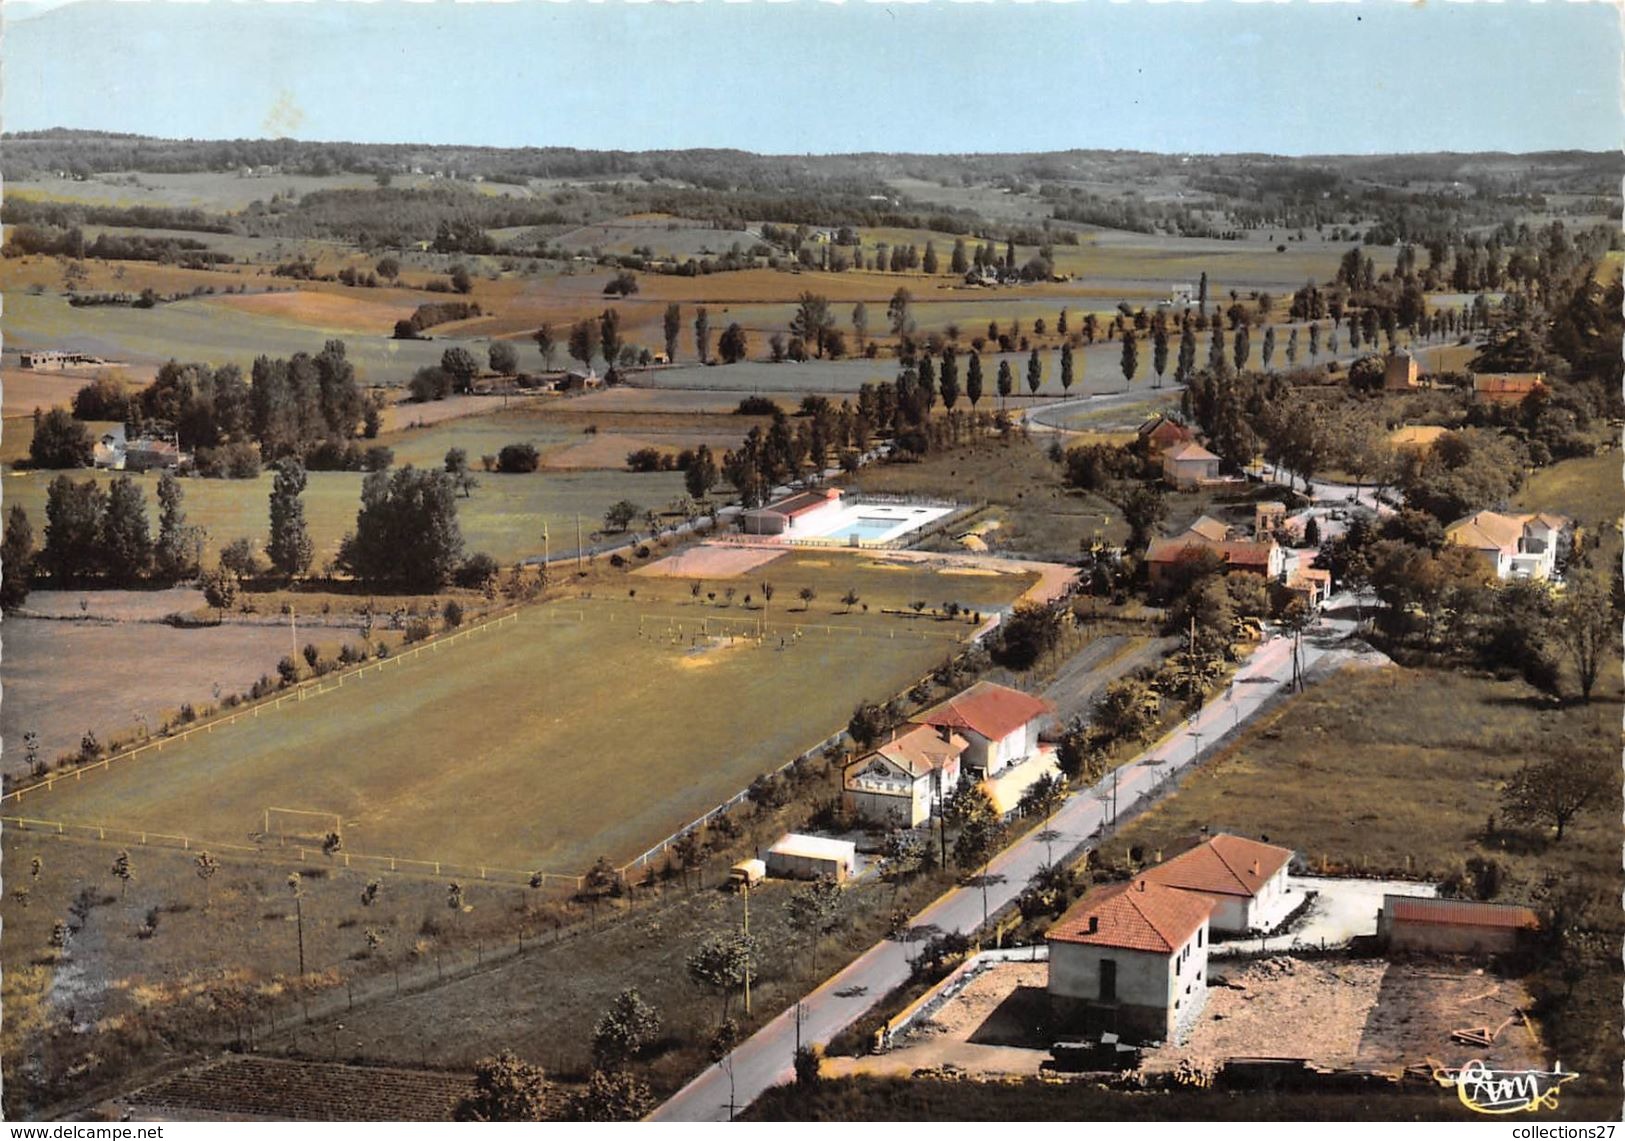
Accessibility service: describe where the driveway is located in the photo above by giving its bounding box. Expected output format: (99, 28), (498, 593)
(650, 594), (1381, 1120)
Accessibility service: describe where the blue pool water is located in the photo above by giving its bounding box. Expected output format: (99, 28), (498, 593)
(825, 517), (901, 542)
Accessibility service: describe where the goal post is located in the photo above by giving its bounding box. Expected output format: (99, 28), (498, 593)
(263, 807), (343, 846)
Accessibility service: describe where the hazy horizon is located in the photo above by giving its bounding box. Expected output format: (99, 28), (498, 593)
(4, 0), (1619, 157)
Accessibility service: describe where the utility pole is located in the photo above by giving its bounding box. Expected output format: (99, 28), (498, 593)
(575, 514), (583, 573)
(290, 606), (298, 662)
(742, 881), (752, 1016)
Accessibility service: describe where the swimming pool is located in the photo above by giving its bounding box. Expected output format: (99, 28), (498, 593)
(795, 502), (955, 546)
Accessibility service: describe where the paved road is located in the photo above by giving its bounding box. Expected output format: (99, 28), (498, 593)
(650, 596), (1372, 1121)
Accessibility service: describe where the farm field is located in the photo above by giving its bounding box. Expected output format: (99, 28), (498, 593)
(5, 170), (534, 212)
(4, 291), (451, 381)
(14, 556), (1035, 874)
(0, 612), (303, 777)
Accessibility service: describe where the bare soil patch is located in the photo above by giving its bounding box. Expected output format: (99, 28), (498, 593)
(634, 543), (788, 580)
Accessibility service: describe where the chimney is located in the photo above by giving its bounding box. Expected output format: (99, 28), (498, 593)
(938, 723), (953, 745)
(1087, 915), (1098, 934)
(1251, 860), (1260, 877)
(1135, 878), (1147, 893)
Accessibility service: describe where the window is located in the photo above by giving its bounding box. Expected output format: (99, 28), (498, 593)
(1197, 927), (1204, 948)
(1100, 958), (1117, 1002)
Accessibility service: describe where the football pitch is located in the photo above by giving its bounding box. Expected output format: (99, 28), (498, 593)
(14, 563), (1033, 877)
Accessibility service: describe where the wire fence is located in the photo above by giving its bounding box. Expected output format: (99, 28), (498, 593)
(1, 813), (583, 891)
(1, 610), (523, 809)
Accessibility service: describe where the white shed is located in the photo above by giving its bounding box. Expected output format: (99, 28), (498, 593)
(766, 833), (857, 882)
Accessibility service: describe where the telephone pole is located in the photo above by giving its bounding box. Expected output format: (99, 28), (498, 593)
(742, 882), (752, 1016)
(575, 514), (583, 573)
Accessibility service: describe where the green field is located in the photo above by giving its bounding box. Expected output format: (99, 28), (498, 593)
(5, 292), (450, 383)
(16, 556), (1033, 873)
(2, 462), (688, 567)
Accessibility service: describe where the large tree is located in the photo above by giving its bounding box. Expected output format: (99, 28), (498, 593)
(568, 318), (601, 372)
(337, 466), (464, 592)
(154, 469), (203, 583)
(2, 505), (35, 611)
(29, 407), (93, 469)
(102, 476), (152, 585)
(789, 293), (835, 359)
(440, 347), (480, 394)
(662, 303), (682, 362)
(1501, 751), (1608, 843)
(599, 309), (623, 371)
(267, 458), (314, 577)
(886, 288), (913, 336)
(966, 352), (984, 408)
(718, 323), (749, 364)
(1120, 330), (1139, 389)
(533, 324), (556, 370)
(488, 340), (519, 376)
(457, 1051), (549, 1122)
(1556, 568), (1614, 701)
(694, 308), (711, 364)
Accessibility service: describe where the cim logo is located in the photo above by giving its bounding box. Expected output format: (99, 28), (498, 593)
(1431, 1059), (1579, 1115)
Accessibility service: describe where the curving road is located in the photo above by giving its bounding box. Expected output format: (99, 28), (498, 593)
(650, 595), (1374, 1121)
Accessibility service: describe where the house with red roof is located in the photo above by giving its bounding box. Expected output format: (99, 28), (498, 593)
(741, 487), (845, 536)
(1445, 509), (1571, 581)
(1139, 833), (1296, 934)
(911, 680), (1052, 777)
(1136, 414), (1194, 458)
(1377, 896), (1539, 955)
(1144, 527), (1285, 588)
(1047, 878), (1213, 1044)
(842, 724), (968, 827)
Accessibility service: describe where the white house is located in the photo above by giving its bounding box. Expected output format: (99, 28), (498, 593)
(1139, 833), (1296, 935)
(93, 426), (128, 471)
(842, 724), (968, 828)
(912, 681), (1052, 778)
(1445, 510), (1572, 581)
(1047, 878), (1213, 1045)
(1161, 441), (1221, 489)
(740, 487), (844, 537)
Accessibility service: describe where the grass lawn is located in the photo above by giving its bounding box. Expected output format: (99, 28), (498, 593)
(17, 554), (1033, 875)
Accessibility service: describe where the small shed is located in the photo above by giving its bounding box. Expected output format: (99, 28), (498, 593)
(766, 833), (856, 882)
(1376, 895), (1539, 955)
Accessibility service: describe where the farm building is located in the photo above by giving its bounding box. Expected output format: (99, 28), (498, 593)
(1376, 896), (1539, 955)
(1471, 372), (1546, 405)
(1047, 878), (1213, 1045)
(1161, 441), (1221, 489)
(740, 487), (845, 536)
(912, 681), (1051, 777)
(125, 437), (185, 472)
(1144, 528), (1285, 587)
(1138, 833), (1296, 935)
(559, 368), (603, 392)
(766, 833), (856, 882)
(1383, 350), (1421, 391)
(842, 723), (968, 828)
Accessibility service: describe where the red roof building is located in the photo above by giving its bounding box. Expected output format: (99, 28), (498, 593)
(1378, 895), (1539, 955)
(1139, 834), (1296, 933)
(1047, 879), (1214, 1044)
(911, 681), (1052, 776)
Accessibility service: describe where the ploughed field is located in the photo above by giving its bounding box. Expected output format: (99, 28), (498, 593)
(15, 554), (1034, 875)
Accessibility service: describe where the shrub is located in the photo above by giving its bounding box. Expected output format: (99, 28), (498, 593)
(403, 618), (434, 644)
(496, 443), (541, 474)
(735, 395), (778, 415)
(456, 552), (500, 589)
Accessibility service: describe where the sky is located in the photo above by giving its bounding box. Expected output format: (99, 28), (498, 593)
(3, 0), (1620, 155)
